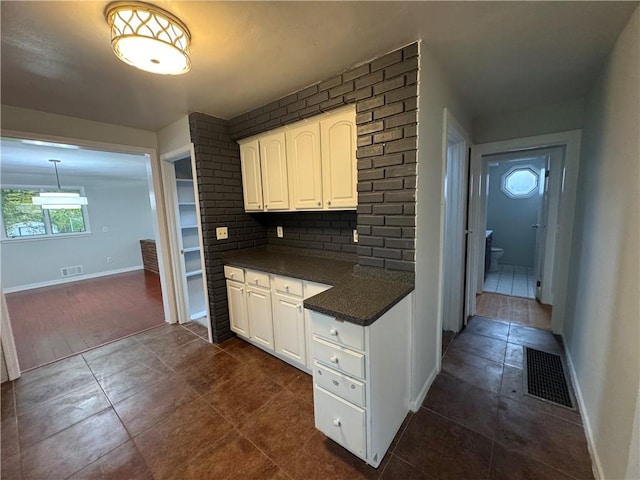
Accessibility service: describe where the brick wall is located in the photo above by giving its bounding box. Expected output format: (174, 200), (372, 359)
(258, 211), (357, 255)
(139, 239), (159, 274)
(189, 113), (267, 342)
(228, 42), (418, 273)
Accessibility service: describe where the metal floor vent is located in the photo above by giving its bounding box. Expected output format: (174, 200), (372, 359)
(523, 347), (575, 409)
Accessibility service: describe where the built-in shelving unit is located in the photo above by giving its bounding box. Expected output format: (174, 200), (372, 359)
(173, 157), (209, 327)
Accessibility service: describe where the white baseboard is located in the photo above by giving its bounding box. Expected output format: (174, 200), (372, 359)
(410, 366), (438, 412)
(564, 345), (603, 480)
(3, 266), (144, 293)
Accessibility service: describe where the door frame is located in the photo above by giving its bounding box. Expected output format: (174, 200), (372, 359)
(160, 144), (212, 342)
(468, 130), (582, 333)
(1, 128), (178, 326)
(441, 108), (471, 332)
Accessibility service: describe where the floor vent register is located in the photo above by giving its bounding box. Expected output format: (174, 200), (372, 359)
(523, 347), (575, 409)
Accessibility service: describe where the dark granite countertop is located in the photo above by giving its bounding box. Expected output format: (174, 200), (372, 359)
(222, 247), (414, 326)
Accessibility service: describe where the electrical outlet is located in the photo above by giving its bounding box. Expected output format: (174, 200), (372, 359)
(276, 226), (283, 238)
(216, 227), (228, 240)
(353, 229), (359, 243)
(106, 256), (113, 264)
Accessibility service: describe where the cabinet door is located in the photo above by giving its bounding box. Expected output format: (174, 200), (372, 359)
(239, 139), (264, 211)
(272, 293), (306, 366)
(286, 122), (323, 210)
(320, 109), (357, 209)
(227, 280), (248, 338)
(260, 132), (289, 210)
(246, 285), (274, 351)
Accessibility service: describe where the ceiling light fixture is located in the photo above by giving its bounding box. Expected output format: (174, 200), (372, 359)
(105, 1), (191, 75)
(32, 160), (88, 210)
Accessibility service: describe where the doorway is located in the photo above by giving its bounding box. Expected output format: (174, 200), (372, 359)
(1, 135), (171, 371)
(466, 131), (582, 335)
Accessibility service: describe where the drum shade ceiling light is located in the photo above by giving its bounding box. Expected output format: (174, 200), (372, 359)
(105, 1), (191, 75)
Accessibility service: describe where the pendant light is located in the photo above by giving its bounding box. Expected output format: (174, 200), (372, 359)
(105, 1), (191, 75)
(32, 160), (88, 210)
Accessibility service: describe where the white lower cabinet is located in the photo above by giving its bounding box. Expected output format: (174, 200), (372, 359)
(224, 266), (330, 371)
(272, 292), (306, 365)
(314, 386), (366, 458)
(311, 293), (412, 468)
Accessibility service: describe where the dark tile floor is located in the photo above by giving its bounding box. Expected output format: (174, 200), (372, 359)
(1, 317), (594, 479)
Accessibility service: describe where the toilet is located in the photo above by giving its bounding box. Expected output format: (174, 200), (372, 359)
(490, 247), (504, 272)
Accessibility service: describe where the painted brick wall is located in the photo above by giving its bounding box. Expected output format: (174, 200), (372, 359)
(189, 112), (267, 342)
(258, 211), (357, 255)
(228, 43), (418, 272)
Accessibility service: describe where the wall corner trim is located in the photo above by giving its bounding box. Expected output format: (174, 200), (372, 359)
(410, 365), (438, 412)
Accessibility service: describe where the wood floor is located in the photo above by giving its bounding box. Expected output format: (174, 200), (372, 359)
(5, 271), (165, 372)
(476, 292), (552, 330)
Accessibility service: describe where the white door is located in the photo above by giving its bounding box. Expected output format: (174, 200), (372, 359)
(246, 285), (274, 350)
(227, 280), (248, 337)
(286, 122), (323, 210)
(442, 110), (472, 330)
(239, 139), (263, 211)
(320, 109), (357, 209)
(272, 293), (306, 366)
(260, 132), (289, 211)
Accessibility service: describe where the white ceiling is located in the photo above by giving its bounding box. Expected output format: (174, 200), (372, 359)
(0, 138), (149, 179)
(0, 1), (637, 133)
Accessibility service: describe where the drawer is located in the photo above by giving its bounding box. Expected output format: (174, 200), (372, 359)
(314, 361), (365, 408)
(311, 310), (365, 351)
(314, 385), (366, 459)
(313, 337), (365, 380)
(272, 275), (303, 297)
(245, 269), (270, 289)
(224, 265), (244, 282)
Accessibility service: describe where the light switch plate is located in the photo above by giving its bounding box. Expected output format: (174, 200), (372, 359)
(353, 229), (359, 243)
(276, 226), (283, 238)
(216, 227), (228, 240)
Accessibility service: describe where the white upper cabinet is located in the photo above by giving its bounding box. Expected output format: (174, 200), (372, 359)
(239, 139), (263, 211)
(321, 109), (358, 209)
(260, 131), (289, 211)
(286, 122), (323, 210)
(237, 106), (356, 212)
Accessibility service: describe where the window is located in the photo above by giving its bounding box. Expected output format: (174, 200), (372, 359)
(1, 187), (89, 239)
(501, 166), (539, 199)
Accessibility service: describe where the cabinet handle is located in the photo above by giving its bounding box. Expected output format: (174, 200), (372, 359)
(230, 272), (234, 278)
(254, 279), (259, 284)
(329, 328), (338, 336)
(332, 379), (339, 387)
(330, 355), (339, 364)
(332, 418), (341, 427)
(284, 284), (289, 290)
(297, 304), (302, 310)
(327, 201), (332, 206)
(317, 202), (321, 207)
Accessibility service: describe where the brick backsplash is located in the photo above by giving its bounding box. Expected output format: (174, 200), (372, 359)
(189, 112), (267, 342)
(258, 211), (358, 256)
(228, 42), (418, 273)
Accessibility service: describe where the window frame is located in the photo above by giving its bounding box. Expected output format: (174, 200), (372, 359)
(0, 184), (92, 242)
(500, 165), (540, 199)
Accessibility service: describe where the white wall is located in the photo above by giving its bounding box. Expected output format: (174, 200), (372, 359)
(157, 115), (191, 156)
(1, 105), (157, 149)
(413, 43), (472, 407)
(562, 7), (639, 479)
(1, 172), (155, 289)
(472, 98), (584, 144)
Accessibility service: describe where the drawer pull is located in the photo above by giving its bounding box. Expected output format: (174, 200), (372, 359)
(230, 272), (234, 278)
(332, 418), (341, 427)
(284, 284), (289, 290)
(330, 355), (339, 364)
(254, 279), (259, 284)
(329, 328), (338, 336)
(332, 380), (339, 387)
